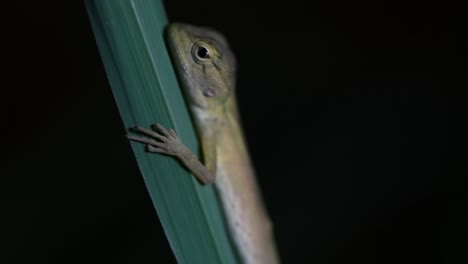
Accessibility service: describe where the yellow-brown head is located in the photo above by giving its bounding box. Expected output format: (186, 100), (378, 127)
(166, 23), (236, 112)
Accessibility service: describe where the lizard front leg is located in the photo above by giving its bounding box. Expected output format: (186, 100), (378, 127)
(126, 124), (215, 184)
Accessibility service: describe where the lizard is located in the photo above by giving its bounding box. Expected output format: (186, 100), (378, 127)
(126, 23), (280, 264)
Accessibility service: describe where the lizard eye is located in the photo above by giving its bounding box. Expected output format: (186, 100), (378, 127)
(197, 47), (210, 59)
(192, 42), (212, 62)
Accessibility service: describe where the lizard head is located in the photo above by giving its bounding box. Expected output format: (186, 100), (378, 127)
(166, 23), (236, 112)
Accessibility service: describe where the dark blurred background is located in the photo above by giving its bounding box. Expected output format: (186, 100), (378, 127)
(3, 1), (466, 263)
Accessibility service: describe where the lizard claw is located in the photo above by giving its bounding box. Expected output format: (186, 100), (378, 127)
(127, 123), (184, 157)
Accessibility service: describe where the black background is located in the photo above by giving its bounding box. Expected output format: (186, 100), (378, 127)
(4, 1), (466, 263)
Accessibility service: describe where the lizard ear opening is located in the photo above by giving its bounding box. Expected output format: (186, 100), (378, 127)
(203, 88), (216, 97)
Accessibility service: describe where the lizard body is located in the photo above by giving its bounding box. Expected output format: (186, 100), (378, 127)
(127, 23), (279, 264)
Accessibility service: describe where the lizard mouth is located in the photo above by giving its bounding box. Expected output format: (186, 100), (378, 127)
(165, 23), (209, 109)
(166, 23), (190, 72)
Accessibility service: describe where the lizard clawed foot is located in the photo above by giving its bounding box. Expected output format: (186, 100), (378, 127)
(126, 123), (184, 156)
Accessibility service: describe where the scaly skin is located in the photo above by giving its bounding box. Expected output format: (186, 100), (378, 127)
(126, 23), (280, 264)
